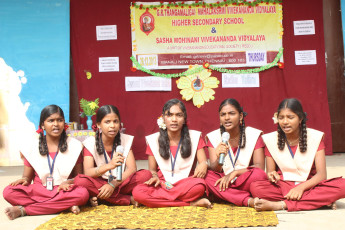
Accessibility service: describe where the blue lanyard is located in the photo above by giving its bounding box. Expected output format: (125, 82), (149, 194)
(170, 138), (182, 177)
(228, 147), (241, 168)
(100, 133), (116, 176)
(47, 148), (59, 176)
(286, 142), (295, 158)
(285, 135), (296, 158)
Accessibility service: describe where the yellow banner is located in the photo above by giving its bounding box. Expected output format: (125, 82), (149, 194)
(131, 1), (283, 69)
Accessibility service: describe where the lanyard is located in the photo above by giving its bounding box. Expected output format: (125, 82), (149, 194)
(100, 133), (116, 177)
(47, 148), (59, 176)
(286, 142), (295, 158)
(170, 138), (182, 177)
(285, 135), (296, 158)
(228, 147), (240, 169)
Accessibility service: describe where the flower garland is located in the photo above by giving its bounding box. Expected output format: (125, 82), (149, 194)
(131, 0), (283, 10)
(130, 47), (283, 78)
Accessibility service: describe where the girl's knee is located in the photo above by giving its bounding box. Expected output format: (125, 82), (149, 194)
(3, 185), (13, 201)
(251, 168), (268, 181)
(132, 184), (148, 202)
(249, 180), (263, 197)
(188, 183), (206, 198)
(136, 170), (152, 183)
(75, 187), (90, 205)
(73, 175), (92, 188)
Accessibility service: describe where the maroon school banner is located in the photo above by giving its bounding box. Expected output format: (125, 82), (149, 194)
(71, 0), (332, 159)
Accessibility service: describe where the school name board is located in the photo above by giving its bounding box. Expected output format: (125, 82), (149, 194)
(131, 1), (283, 70)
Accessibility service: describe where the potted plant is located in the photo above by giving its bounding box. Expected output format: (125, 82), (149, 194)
(80, 98), (99, 129)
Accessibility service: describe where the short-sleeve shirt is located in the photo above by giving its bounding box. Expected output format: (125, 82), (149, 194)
(265, 140), (325, 178)
(146, 137), (206, 157)
(23, 151), (82, 183)
(207, 136), (265, 156)
(24, 151), (83, 167)
(264, 140), (325, 157)
(83, 147), (113, 158)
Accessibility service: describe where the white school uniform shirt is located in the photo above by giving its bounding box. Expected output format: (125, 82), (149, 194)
(206, 127), (262, 175)
(83, 134), (134, 181)
(145, 130), (201, 185)
(262, 128), (324, 183)
(21, 135), (83, 186)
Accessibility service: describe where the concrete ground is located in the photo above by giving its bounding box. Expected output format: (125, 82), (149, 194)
(1, 154), (345, 230)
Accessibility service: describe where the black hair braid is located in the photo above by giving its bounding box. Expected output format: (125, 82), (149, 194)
(38, 131), (49, 156)
(277, 125), (286, 151)
(95, 130), (121, 155)
(113, 132), (121, 152)
(158, 125), (191, 159)
(180, 124), (192, 158)
(239, 119), (246, 148)
(158, 129), (170, 160)
(276, 98), (309, 151)
(95, 130), (104, 155)
(38, 130), (67, 155)
(220, 124), (225, 135)
(58, 130), (68, 153)
(299, 120), (307, 152)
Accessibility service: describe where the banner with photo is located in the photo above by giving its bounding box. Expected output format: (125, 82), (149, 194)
(131, 1), (283, 70)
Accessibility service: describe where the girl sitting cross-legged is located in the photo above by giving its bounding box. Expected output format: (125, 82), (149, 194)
(132, 99), (212, 208)
(250, 98), (345, 211)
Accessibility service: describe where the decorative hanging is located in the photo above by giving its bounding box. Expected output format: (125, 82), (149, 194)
(177, 65), (219, 108)
(131, 0), (283, 10)
(84, 70), (92, 80)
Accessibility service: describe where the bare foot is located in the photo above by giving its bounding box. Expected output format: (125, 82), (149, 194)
(190, 198), (213, 209)
(89, 197), (98, 207)
(69, 206), (80, 214)
(327, 202), (337, 210)
(254, 198), (286, 211)
(130, 196), (140, 208)
(4, 206), (25, 220)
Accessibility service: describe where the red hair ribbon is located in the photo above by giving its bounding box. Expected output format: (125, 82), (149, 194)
(64, 124), (69, 131)
(36, 127), (43, 134)
(92, 124), (98, 132)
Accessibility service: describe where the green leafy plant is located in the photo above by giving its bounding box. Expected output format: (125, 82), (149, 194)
(80, 98), (99, 117)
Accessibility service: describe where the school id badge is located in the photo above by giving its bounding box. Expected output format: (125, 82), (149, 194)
(163, 181), (173, 190)
(46, 176), (54, 191)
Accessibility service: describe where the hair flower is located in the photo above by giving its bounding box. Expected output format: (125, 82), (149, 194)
(64, 123), (70, 131)
(272, 112), (278, 124)
(157, 115), (166, 130)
